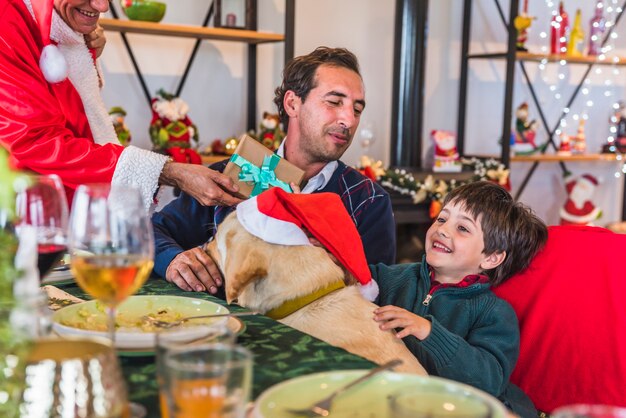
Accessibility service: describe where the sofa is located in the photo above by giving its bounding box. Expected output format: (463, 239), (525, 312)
(493, 225), (626, 412)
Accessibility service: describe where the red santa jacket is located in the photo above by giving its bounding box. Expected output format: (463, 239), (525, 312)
(0, 0), (122, 200)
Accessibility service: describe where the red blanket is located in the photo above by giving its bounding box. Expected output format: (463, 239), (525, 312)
(494, 225), (626, 412)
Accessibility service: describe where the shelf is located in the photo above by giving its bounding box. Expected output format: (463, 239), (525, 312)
(100, 18), (284, 44)
(516, 52), (625, 66)
(511, 153), (626, 162)
(201, 155), (229, 166)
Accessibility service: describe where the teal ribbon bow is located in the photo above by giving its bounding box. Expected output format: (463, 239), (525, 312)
(230, 153), (293, 196)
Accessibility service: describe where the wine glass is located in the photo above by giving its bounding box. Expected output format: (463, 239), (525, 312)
(68, 183), (154, 344)
(14, 174), (69, 278)
(357, 120), (376, 154)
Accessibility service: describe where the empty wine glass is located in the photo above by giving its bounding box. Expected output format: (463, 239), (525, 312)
(357, 120), (376, 153)
(68, 184), (154, 344)
(14, 174), (68, 278)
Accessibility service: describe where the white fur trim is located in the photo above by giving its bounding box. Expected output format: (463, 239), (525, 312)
(47, 4), (116, 145)
(559, 207), (601, 224)
(112, 146), (168, 214)
(40, 45), (68, 83)
(358, 280), (379, 301)
(236, 197), (311, 246)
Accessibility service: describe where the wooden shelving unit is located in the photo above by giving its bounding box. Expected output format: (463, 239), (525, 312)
(511, 153), (626, 163)
(516, 52), (625, 66)
(100, 18), (284, 44)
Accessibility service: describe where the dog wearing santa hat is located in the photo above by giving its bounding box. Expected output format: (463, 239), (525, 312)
(205, 188), (426, 374)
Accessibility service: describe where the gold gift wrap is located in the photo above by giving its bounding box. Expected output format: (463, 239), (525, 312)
(223, 135), (304, 198)
(20, 337), (128, 418)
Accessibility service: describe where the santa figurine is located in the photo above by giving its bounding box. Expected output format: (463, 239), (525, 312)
(432, 130), (462, 172)
(560, 174), (602, 226)
(557, 132), (572, 156)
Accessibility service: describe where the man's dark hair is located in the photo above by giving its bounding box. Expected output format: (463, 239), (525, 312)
(273, 47), (361, 131)
(442, 181), (548, 285)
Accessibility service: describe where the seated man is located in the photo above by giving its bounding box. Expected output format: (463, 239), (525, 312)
(152, 47), (396, 294)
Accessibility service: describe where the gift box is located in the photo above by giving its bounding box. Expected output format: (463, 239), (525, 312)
(224, 135), (305, 198)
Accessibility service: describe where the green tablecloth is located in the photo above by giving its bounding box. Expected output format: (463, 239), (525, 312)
(56, 277), (376, 417)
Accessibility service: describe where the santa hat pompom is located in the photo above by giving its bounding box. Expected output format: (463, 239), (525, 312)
(33, 0), (68, 83)
(236, 188), (379, 301)
(40, 44), (68, 83)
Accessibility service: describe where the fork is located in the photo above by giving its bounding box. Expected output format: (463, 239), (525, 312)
(141, 311), (258, 329)
(285, 359), (403, 417)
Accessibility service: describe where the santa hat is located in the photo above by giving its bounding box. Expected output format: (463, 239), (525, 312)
(236, 188), (379, 301)
(32, 0), (68, 83)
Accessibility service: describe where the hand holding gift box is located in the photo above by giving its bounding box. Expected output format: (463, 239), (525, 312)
(224, 135), (304, 198)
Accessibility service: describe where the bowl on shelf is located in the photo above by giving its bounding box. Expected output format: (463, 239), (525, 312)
(120, 0), (166, 22)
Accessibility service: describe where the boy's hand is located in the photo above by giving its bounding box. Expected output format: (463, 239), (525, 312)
(373, 305), (432, 340)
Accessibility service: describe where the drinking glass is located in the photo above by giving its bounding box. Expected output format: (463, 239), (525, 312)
(388, 384), (493, 418)
(552, 404), (626, 418)
(156, 324), (237, 418)
(163, 343), (252, 418)
(14, 174), (68, 277)
(68, 183), (154, 344)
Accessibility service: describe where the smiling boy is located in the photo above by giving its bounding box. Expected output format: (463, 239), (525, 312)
(371, 181), (547, 418)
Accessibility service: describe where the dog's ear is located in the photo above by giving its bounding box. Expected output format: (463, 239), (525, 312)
(224, 244), (269, 304)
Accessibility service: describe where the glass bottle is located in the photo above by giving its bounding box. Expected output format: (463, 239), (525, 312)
(567, 9), (585, 56)
(588, 0), (606, 56)
(551, 2), (570, 54)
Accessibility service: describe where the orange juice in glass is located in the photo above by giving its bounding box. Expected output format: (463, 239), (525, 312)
(163, 343), (252, 418)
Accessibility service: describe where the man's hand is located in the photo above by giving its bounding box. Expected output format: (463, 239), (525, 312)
(165, 247), (223, 294)
(373, 305), (432, 340)
(84, 24), (106, 58)
(160, 162), (243, 207)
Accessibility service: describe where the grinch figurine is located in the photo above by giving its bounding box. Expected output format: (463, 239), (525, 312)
(109, 106), (131, 146)
(149, 89), (201, 164)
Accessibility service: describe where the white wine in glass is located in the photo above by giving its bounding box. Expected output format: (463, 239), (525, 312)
(68, 184), (154, 344)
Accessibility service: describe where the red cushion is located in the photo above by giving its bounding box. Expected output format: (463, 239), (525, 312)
(493, 225), (626, 413)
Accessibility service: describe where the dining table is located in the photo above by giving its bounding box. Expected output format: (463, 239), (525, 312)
(51, 276), (377, 418)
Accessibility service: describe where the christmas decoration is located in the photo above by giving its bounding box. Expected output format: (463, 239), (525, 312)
(588, 0), (606, 56)
(567, 8), (585, 56)
(248, 112), (285, 151)
(571, 119), (586, 154)
(514, 0), (535, 52)
(603, 101), (626, 153)
(558, 132), (572, 155)
(513, 102), (543, 155)
(120, 0), (166, 22)
(358, 156), (386, 182)
(431, 130), (462, 172)
(560, 173), (602, 226)
(224, 137), (239, 156)
(108, 106), (131, 146)
(149, 89), (201, 164)
(550, 1), (570, 55)
(377, 157), (510, 218)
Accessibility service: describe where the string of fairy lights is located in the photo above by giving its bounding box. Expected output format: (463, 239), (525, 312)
(535, 0), (625, 177)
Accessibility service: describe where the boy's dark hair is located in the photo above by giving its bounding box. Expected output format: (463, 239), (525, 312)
(442, 181), (548, 285)
(273, 47), (361, 131)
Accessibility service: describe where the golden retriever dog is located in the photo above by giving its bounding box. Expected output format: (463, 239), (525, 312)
(206, 212), (427, 375)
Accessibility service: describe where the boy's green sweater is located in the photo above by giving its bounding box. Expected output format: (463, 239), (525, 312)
(371, 258), (537, 418)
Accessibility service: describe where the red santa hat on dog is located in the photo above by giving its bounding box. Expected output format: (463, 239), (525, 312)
(32, 0), (68, 83)
(236, 188), (379, 301)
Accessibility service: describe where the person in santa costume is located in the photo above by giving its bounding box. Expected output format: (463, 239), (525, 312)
(0, 0), (241, 212)
(559, 174), (602, 226)
(152, 47), (396, 294)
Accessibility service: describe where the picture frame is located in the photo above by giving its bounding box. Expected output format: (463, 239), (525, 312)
(214, 0), (257, 30)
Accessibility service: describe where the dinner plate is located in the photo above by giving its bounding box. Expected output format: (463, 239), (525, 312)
(252, 371), (507, 418)
(52, 295), (229, 350)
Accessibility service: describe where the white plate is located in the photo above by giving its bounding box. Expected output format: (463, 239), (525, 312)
(252, 371), (507, 418)
(52, 295), (229, 349)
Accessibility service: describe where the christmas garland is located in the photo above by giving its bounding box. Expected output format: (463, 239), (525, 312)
(359, 156), (510, 214)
